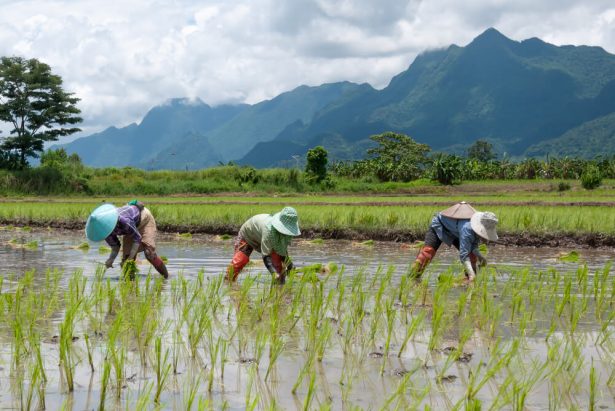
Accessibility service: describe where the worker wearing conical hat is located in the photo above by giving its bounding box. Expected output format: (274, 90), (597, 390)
(85, 201), (169, 279)
(411, 202), (498, 281)
(227, 206), (300, 283)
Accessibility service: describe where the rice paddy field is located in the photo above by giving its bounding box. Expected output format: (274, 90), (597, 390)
(0, 182), (614, 410)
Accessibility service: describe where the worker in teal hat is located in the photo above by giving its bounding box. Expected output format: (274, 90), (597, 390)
(227, 206), (300, 283)
(86, 201), (169, 278)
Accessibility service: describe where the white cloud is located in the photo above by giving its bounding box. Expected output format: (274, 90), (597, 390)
(0, 0), (613, 142)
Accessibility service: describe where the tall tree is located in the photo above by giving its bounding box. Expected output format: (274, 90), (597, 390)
(467, 139), (496, 162)
(367, 132), (431, 181)
(305, 145), (329, 183)
(0, 56), (82, 169)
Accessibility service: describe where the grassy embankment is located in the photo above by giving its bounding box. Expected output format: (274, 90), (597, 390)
(2, 180), (615, 245)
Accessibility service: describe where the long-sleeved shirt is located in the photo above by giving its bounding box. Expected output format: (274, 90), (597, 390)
(105, 205), (142, 248)
(239, 214), (291, 256)
(430, 212), (479, 263)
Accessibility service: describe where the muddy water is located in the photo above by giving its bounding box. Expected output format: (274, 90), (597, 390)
(0, 228), (614, 410)
(1, 228), (613, 279)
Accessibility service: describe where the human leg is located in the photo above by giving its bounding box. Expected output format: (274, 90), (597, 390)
(226, 236), (253, 281)
(411, 227), (441, 276)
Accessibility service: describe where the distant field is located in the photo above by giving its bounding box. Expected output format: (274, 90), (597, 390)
(1, 180), (615, 245)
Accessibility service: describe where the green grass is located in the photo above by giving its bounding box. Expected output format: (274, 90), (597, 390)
(1, 200), (614, 236)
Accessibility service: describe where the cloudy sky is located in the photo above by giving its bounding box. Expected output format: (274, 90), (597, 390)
(1, 0), (614, 140)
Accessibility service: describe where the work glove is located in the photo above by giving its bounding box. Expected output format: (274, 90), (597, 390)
(105, 246), (120, 269)
(463, 259), (476, 281)
(477, 255), (487, 267)
(263, 255), (277, 275)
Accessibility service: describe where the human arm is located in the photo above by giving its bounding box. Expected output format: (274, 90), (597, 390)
(459, 224), (478, 280)
(104, 236), (121, 268)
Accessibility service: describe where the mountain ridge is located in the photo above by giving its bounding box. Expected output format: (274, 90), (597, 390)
(58, 28), (615, 168)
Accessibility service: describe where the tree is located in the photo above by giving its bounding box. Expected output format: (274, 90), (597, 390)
(467, 139), (496, 162)
(305, 145), (329, 183)
(0, 56), (82, 169)
(367, 132), (431, 181)
(431, 153), (463, 185)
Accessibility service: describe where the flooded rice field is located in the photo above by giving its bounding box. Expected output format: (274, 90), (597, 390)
(0, 227), (614, 410)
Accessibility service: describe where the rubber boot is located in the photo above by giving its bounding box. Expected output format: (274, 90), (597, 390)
(411, 246), (437, 277)
(146, 253), (169, 279)
(227, 251), (250, 282)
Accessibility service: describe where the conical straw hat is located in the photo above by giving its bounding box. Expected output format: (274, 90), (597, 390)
(440, 201), (476, 219)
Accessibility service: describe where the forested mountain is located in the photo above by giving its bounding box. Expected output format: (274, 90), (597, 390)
(60, 28), (615, 168)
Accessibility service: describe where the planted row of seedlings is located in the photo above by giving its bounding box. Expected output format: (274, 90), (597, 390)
(0, 259), (612, 409)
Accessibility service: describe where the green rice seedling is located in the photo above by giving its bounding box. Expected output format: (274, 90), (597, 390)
(99, 358), (112, 411)
(184, 373), (202, 410)
(84, 333), (94, 372)
(292, 350), (316, 394)
(310, 238), (324, 245)
(380, 298), (396, 375)
(219, 337), (228, 380)
(302, 371), (317, 411)
(316, 320), (332, 363)
(25, 240), (38, 249)
(154, 336), (172, 403)
(99, 245), (112, 254)
(220, 234), (233, 240)
(206, 335), (220, 392)
(107, 312), (127, 398)
(21, 225), (32, 232)
(596, 310), (615, 345)
(75, 241), (90, 250)
(558, 251), (579, 263)
(134, 382), (154, 411)
(122, 259), (139, 279)
(589, 358), (596, 411)
(398, 311), (425, 357)
(59, 295), (81, 392)
(359, 239), (374, 246)
(178, 232), (193, 239)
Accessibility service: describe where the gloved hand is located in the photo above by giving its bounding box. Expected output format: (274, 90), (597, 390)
(463, 259), (476, 281)
(106, 246), (120, 269)
(477, 255), (487, 267)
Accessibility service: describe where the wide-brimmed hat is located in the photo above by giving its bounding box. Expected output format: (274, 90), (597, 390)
(85, 203), (119, 241)
(440, 201), (476, 219)
(271, 206), (301, 236)
(470, 211), (498, 242)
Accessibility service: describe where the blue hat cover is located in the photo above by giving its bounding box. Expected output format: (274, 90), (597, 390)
(85, 204), (119, 241)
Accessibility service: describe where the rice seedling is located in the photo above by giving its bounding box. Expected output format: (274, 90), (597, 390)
(153, 336), (172, 404)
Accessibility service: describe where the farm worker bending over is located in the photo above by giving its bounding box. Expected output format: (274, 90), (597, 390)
(85, 201), (169, 279)
(411, 202), (498, 281)
(227, 206), (300, 283)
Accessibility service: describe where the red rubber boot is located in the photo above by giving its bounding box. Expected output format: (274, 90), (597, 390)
(227, 251), (250, 281)
(411, 246), (437, 277)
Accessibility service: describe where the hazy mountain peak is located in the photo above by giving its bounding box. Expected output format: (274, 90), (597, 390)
(469, 27), (515, 48)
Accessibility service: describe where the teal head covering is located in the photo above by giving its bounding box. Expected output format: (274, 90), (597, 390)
(85, 203), (119, 241)
(271, 207), (300, 236)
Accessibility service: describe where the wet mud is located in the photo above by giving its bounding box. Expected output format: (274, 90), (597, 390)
(3, 218), (615, 249)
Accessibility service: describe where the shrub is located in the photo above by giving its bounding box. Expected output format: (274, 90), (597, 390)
(581, 165), (602, 190)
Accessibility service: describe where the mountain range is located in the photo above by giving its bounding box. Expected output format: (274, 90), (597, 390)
(58, 28), (615, 168)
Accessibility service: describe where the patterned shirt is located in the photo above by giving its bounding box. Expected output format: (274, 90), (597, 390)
(105, 205), (142, 248)
(430, 213), (479, 263)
